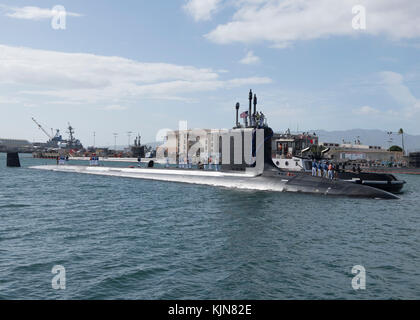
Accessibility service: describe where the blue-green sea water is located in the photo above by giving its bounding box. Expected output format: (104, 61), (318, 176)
(0, 153), (419, 299)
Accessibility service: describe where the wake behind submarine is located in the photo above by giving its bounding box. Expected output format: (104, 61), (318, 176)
(30, 91), (399, 200)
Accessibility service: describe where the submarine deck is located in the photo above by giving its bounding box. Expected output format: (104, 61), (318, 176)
(30, 165), (399, 199)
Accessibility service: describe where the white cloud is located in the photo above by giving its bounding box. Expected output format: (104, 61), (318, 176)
(239, 51), (260, 64)
(380, 71), (420, 117)
(184, 0), (222, 21)
(352, 105), (380, 115)
(2, 5), (81, 20)
(225, 76), (269, 87)
(0, 96), (22, 104)
(205, 0), (420, 47)
(0, 44), (271, 104)
(103, 105), (128, 111)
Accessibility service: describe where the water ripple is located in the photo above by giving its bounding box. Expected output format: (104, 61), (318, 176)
(0, 155), (419, 299)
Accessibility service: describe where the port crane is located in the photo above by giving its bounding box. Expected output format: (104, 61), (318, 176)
(31, 117), (52, 139)
(31, 117), (63, 146)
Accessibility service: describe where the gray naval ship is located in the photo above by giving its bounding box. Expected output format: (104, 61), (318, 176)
(31, 91), (399, 199)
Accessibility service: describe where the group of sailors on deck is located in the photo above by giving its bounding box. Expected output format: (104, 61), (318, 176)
(89, 155), (100, 166)
(247, 112), (266, 128)
(254, 112), (266, 128)
(57, 155), (69, 165)
(243, 111), (266, 128)
(312, 160), (335, 179)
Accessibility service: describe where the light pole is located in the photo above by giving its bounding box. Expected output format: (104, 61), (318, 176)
(398, 128), (405, 155)
(387, 131), (393, 149)
(93, 132), (96, 148)
(113, 133), (118, 151)
(127, 131), (133, 147)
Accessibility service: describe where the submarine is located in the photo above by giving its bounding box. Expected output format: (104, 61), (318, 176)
(30, 91), (399, 200)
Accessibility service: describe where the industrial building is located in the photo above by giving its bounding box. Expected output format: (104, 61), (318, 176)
(0, 138), (33, 152)
(409, 152), (420, 168)
(320, 141), (404, 163)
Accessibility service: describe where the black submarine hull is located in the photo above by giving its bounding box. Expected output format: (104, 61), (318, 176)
(336, 171), (405, 194)
(260, 165), (398, 199)
(278, 169), (405, 194)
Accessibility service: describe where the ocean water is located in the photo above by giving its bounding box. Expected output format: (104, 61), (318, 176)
(0, 153), (419, 300)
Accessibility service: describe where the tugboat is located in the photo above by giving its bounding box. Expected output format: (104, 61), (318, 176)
(271, 132), (406, 194)
(30, 90), (399, 199)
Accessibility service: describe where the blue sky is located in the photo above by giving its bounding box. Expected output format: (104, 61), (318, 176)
(0, 0), (419, 146)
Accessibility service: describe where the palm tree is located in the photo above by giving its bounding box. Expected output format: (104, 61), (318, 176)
(398, 128), (405, 155)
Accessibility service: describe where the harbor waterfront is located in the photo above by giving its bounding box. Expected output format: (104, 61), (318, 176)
(1, 153), (419, 299)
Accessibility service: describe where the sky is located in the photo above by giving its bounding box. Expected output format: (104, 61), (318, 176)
(0, 0), (419, 147)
